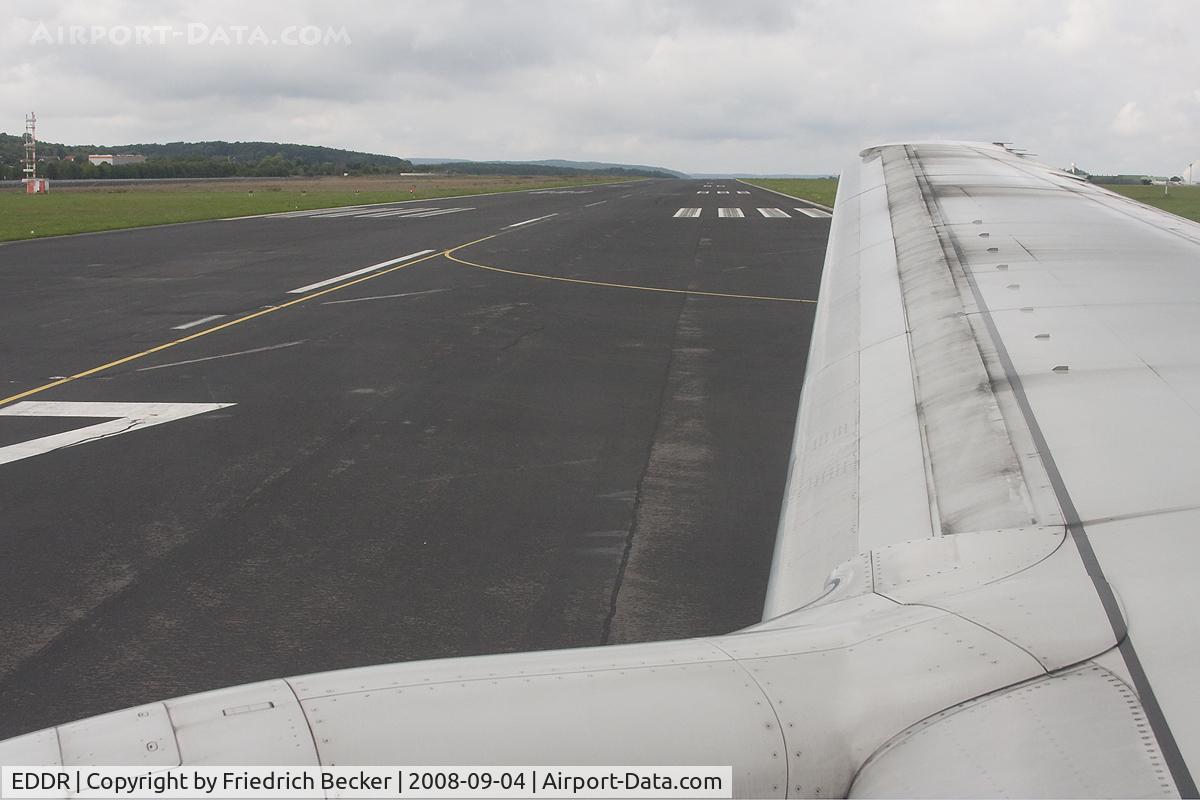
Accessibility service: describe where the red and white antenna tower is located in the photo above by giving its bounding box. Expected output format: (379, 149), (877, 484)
(23, 112), (37, 183)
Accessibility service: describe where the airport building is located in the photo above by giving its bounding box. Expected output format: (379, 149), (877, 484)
(87, 153), (146, 166)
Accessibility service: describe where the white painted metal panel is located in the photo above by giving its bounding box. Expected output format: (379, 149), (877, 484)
(727, 611), (1042, 797)
(919, 534), (1117, 671)
(723, 600), (945, 656)
(857, 335), (932, 552)
(166, 679), (319, 765)
(288, 639), (729, 700)
(872, 526), (1062, 602)
(56, 703), (179, 766)
(1086, 512), (1200, 777)
(300, 661), (786, 796)
(0, 728), (60, 765)
(763, 166), (867, 617)
(850, 665), (1178, 798)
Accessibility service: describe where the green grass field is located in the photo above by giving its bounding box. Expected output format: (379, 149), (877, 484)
(739, 178), (1200, 224)
(0, 175), (634, 242)
(1104, 183), (1200, 223)
(740, 178), (839, 208)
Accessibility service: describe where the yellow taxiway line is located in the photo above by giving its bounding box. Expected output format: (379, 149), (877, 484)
(0, 236), (495, 408)
(2, 222), (813, 409)
(443, 242), (816, 305)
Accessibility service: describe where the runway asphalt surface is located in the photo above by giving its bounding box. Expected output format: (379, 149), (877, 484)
(0, 179), (829, 738)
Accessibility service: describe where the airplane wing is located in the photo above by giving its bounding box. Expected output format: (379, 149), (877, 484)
(4, 142), (1200, 798)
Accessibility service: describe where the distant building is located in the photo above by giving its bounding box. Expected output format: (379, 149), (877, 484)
(1185, 160), (1199, 185)
(88, 154), (146, 166)
(1088, 174), (1151, 185)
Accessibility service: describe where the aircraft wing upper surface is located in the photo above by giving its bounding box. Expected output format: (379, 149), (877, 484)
(764, 141), (1200, 796)
(3, 142), (1200, 798)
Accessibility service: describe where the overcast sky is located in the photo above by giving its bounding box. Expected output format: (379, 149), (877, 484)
(2, 0), (1197, 175)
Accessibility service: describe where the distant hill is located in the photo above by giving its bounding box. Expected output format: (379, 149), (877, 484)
(0, 135), (681, 181)
(408, 158), (473, 166)
(0, 134), (414, 180)
(413, 157), (684, 179)
(106, 140), (413, 170)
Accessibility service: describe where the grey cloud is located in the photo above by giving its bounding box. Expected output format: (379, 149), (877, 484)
(2, 0), (1197, 174)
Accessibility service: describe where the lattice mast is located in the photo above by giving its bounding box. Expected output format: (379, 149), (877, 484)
(23, 112), (37, 182)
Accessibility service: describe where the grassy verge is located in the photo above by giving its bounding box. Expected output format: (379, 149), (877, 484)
(1103, 183), (1200, 223)
(0, 175), (637, 242)
(740, 178), (839, 208)
(739, 178), (1200, 224)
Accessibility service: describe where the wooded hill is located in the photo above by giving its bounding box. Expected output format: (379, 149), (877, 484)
(0, 136), (676, 181)
(0, 136), (412, 180)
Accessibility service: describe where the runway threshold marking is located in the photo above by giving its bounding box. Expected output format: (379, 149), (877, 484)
(443, 245), (815, 305)
(354, 208), (438, 218)
(287, 250), (436, 294)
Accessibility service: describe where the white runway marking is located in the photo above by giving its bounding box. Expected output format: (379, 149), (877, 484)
(673, 208), (702, 218)
(584, 200), (608, 207)
(312, 208), (383, 218)
(737, 190), (751, 194)
(172, 314), (226, 330)
(137, 341), (307, 371)
(322, 288), (447, 306)
(407, 207), (472, 218)
(795, 207), (833, 218)
(757, 207), (792, 218)
(275, 205), (376, 218)
(0, 401), (235, 466)
(354, 208), (438, 218)
(299, 206), (474, 220)
(506, 213), (558, 229)
(718, 208), (745, 218)
(287, 249), (436, 294)
(717, 190), (729, 194)
(696, 191), (710, 194)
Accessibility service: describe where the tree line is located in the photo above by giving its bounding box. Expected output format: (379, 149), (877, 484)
(0, 135), (414, 180)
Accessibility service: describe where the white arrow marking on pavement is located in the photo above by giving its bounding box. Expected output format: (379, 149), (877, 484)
(0, 401), (235, 466)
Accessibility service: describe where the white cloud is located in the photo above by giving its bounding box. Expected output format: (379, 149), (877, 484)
(2, 0), (1198, 175)
(1112, 101), (1147, 136)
